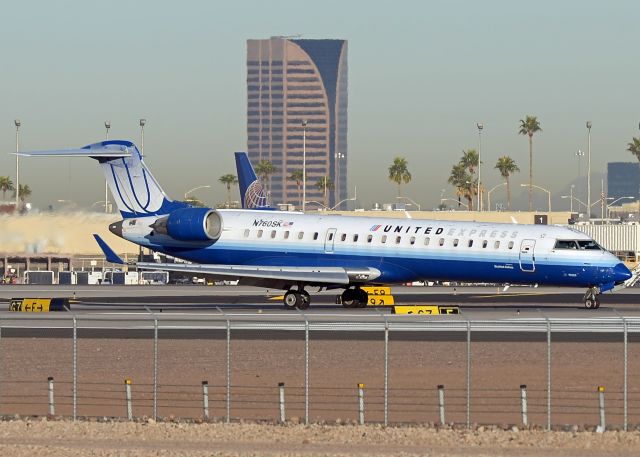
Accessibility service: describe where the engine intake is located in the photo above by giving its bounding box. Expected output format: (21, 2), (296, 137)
(153, 208), (222, 242)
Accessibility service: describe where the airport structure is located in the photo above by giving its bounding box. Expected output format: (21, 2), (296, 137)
(608, 162), (640, 202)
(246, 37), (348, 208)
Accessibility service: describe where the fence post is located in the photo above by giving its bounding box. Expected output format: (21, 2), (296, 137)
(279, 382), (286, 423)
(153, 316), (158, 421)
(48, 377), (55, 416)
(466, 319), (471, 429)
(520, 384), (528, 427)
(384, 319), (389, 427)
(72, 316), (77, 421)
(226, 318), (231, 424)
(623, 318), (628, 432)
(202, 381), (209, 421)
(304, 318), (309, 425)
(597, 385), (606, 433)
(358, 383), (365, 425)
(546, 318), (551, 431)
(125, 378), (133, 420)
(437, 384), (445, 425)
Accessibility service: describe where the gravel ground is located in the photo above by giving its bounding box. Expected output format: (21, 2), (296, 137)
(0, 419), (639, 457)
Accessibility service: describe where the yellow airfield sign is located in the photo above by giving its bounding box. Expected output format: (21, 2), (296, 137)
(9, 298), (69, 312)
(392, 305), (460, 315)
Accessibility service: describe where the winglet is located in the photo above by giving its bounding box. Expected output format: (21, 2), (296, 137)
(93, 234), (125, 264)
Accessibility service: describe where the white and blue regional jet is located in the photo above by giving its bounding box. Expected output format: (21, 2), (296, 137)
(20, 140), (633, 310)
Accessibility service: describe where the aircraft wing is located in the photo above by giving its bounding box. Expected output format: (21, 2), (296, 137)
(15, 144), (132, 158)
(136, 262), (380, 288)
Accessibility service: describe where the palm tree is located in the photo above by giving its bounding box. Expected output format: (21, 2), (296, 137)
(626, 137), (640, 215)
(0, 176), (14, 201)
(494, 156), (520, 210)
(518, 115), (542, 211)
(218, 174), (238, 204)
(288, 170), (304, 207)
(315, 176), (334, 208)
(14, 184), (31, 203)
(388, 157), (412, 197)
(460, 149), (480, 175)
(254, 160), (277, 204)
(448, 162), (474, 210)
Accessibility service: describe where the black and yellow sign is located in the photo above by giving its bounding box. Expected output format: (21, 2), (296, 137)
(392, 305), (460, 315)
(362, 286), (394, 306)
(9, 298), (69, 312)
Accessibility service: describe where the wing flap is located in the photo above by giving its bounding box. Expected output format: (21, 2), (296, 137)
(136, 262), (353, 285)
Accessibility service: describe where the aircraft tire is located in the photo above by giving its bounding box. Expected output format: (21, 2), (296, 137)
(284, 291), (299, 310)
(341, 289), (357, 308)
(297, 291), (311, 310)
(356, 288), (369, 308)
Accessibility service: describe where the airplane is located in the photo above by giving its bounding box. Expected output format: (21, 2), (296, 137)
(18, 140), (634, 310)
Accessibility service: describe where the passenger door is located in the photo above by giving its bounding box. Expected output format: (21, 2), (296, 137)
(324, 228), (337, 254)
(519, 239), (536, 272)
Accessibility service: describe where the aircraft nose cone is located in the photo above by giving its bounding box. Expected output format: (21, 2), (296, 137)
(109, 220), (123, 238)
(613, 263), (632, 284)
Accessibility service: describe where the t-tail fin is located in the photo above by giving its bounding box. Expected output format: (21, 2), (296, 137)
(234, 152), (273, 210)
(18, 140), (187, 218)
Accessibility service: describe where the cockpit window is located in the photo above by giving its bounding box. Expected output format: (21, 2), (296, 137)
(577, 240), (602, 250)
(554, 240), (578, 250)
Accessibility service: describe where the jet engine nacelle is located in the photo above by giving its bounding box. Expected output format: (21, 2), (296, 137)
(153, 208), (223, 242)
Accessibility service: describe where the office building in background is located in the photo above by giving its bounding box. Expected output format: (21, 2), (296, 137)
(246, 37), (348, 208)
(608, 162), (640, 202)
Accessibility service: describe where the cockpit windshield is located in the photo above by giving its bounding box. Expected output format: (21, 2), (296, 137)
(554, 239), (603, 251)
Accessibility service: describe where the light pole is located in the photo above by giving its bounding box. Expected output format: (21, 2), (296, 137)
(586, 121), (592, 220)
(396, 195), (421, 211)
(184, 185), (211, 201)
(302, 120), (307, 212)
(104, 121), (111, 213)
(14, 119), (20, 208)
(140, 118), (146, 156)
(486, 182), (507, 211)
(335, 152), (345, 208)
(607, 196), (634, 219)
(570, 185), (575, 212)
(521, 183), (551, 212)
(477, 123), (483, 211)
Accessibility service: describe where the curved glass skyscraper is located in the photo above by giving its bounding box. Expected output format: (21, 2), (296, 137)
(247, 37), (348, 209)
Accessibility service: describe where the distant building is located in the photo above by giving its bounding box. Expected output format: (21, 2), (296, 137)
(607, 162), (640, 202)
(246, 37), (348, 208)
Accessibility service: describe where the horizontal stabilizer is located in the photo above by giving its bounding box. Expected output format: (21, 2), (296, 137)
(93, 234), (125, 264)
(16, 144), (131, 158)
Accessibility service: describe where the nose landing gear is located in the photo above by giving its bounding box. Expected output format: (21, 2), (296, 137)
(583, 287), (600, 309)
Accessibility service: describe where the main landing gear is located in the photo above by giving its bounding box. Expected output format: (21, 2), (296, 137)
(583, 287), (600, 309)
(341, 287), (369, 308)
(283, 288), (310, 310)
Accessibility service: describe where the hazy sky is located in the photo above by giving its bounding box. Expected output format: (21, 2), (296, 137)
(1, 0), (639, 212)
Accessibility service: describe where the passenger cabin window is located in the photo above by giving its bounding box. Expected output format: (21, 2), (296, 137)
(410, 236), (416, 245)
(453, 239), (459, 247)
(341, 233), (347, 242)
(482, 240), (488, 248)
(438, 238), (445, 246)
(298, 231), (304, 240)
(271, 230), (276, 239)
(381, 235), (387, 243)
(284, 231), (290, 239)
(395, 236), (402, 244)
(313, 232), (319, 240)
(244, 229), (250, 238)
(367, 235), (373, 243)
(353, 234), (359, 242)
(424, 237), (430, 246)
(328, 233), (334, 241)
(468, 240), (473, 248)
(494, 241), (500, 249)
(257, 230), (264, 238)
(554, 240), (578, 250)
(508, 241), (514, 250)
